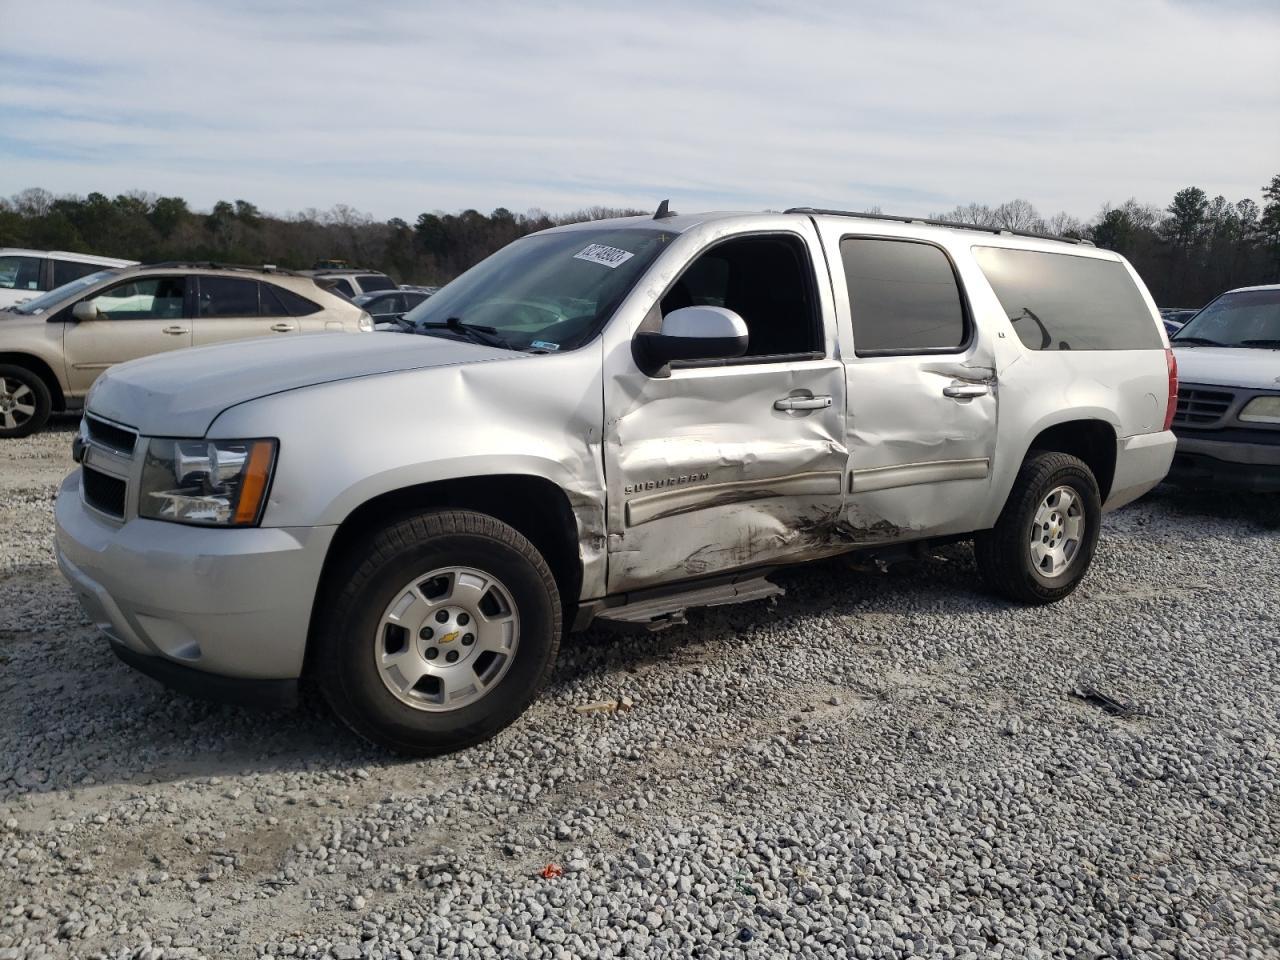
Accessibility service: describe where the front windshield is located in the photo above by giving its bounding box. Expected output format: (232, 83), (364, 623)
(402, 226), (676, 352)
(10, 269), (121, 315)
(1173, 289), (1280, 347)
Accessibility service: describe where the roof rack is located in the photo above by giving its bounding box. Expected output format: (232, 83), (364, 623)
(139, 261), (303, 275)
(784, 208), (1094, 246)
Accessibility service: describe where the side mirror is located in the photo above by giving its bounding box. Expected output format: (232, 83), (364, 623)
(634, 306), (749, 375)
(72, 301), (101, 323)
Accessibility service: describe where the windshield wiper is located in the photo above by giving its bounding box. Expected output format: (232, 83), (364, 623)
(1170, 336), (1225, 347)
(416, 317), (514, 350)
(1240, 339), (1280, 349)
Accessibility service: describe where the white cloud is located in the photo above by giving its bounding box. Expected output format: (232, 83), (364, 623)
(1, 0), (1277, 220)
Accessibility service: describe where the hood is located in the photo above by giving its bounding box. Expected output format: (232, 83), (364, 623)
(1173, 345), (1280, 392)
(88, 332), (513, 437)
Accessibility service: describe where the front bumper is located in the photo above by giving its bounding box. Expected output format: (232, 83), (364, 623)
(55, 470), (337, 696)
(1168, 432), (1280, 493)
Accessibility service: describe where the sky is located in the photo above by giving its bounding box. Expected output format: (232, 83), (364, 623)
(1, 0), (1277, 223)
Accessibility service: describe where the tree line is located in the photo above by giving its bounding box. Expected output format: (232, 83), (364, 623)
(2, 175), (1278, 306)
(930, 175), (1280, 306)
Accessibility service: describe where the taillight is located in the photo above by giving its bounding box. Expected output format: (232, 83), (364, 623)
(1163, 347), (1178, 431)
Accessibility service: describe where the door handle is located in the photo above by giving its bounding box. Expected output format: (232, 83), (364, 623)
(270, 323), (296, 333)
(774, 395), (832, 411)
(162, 326), (188, 336)
(943, 382), (989, 399)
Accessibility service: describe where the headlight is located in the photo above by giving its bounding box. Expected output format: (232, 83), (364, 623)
(1240, 396), (1280, 424)
(358, 311), (374, 332)
(138, 438), (277, 526)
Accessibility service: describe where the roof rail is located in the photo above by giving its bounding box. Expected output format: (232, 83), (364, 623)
(784, 208), (1094, 246)
(139, 261), (302, 275)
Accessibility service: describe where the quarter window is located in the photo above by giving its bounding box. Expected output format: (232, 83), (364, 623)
(841, 238), (967, 355)
(0, 255), (43, 291)
(270, 284), (323, 316)
(973, 246), (1163, 351)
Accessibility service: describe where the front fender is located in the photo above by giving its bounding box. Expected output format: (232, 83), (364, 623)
(207, 345), (607, 594)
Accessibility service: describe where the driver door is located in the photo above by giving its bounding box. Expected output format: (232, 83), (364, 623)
(602, 222), (849, 593)
(62, 276), (192, 395)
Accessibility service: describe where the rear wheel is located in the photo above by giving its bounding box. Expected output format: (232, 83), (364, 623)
(314, 509), (561, 755)
(975, 451), (1101, 604)
(0, 365), (52, 438)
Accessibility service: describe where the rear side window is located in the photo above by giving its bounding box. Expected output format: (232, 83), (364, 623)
(53, 259), (106, 287)
(973, 247), (1162, 351)
(357, 274), (396, 293)
(841, 238), (967, 355)
(270, 284), (323, 316)
(198, 276), (260, 317)
(327, 278), (355, 298)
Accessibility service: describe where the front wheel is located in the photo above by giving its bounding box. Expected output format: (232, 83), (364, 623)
(974, 451), (1101, 605)
(314, 509), (561, 755)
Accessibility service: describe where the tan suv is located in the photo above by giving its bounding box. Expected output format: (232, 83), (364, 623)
(0, 262), (373, 437)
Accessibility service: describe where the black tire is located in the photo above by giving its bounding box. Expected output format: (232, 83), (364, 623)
(314, 509), (561, 756)
(974, 451), (1101, 605)
(0, 364), (52, 439)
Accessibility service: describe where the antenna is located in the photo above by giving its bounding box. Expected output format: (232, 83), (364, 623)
(653, 199), (676, 220)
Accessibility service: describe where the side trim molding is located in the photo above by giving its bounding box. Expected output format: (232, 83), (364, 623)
(850, 457), (990, 493)
(626, 470), (844, 527)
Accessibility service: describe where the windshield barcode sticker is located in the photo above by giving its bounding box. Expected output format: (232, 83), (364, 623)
(574, 244), (635, 269)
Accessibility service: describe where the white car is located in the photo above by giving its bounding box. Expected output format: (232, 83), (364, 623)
(0, 248), (136, 310)
(55, 206), (1176, 754)
(1169, 284), (1280, 491)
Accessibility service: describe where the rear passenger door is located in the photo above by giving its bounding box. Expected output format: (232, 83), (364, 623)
(821, 226), (1000, 542)
(193, 277), (298, 345)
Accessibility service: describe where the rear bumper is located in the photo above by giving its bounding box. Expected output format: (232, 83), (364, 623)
(1104, 431), (1177, 511)
(1168, 434), (1280, 492)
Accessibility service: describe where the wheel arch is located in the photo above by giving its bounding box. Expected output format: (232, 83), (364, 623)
(0, 352), (66, 412)
(1024, 418), (1118, 503)
(304, 474), (583, 675)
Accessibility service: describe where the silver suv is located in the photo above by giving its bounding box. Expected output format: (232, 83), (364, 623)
(54, 208), (1177, 754)
(0, 262), (372, 436)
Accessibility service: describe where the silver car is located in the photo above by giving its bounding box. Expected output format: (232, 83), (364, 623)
(54, 208), (1177, 754)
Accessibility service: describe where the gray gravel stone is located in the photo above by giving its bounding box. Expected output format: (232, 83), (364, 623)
(1, 423), (1278, 957)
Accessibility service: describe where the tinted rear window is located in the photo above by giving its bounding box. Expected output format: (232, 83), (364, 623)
(973, 247), (1161, 351)
(356, 274), (396, 292)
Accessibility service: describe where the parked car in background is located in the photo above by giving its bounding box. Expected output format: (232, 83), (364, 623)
(303, 267), (397, 299)
(354, 289), (432, 328)
(54, 207), (1175, 754)
(1159, 306), (1198, 338)
(0, 262), (372, 437)
(1168, 284), (1280, 492)
(401, 284), (441, 295)
(0, 248), (137, 309)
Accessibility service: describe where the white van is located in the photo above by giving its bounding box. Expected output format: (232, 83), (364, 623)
(0, 248), (137, 310)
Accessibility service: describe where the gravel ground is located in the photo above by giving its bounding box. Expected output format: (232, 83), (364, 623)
(1, 422), (1278, 960)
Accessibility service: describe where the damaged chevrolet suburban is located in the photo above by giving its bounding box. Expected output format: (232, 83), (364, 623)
(54, 208), (1177, 754)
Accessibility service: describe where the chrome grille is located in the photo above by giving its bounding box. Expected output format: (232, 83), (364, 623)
(1173, 387), (1234, 426)
(85, 415), (138, 456)
(82, 466), (127, 518)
